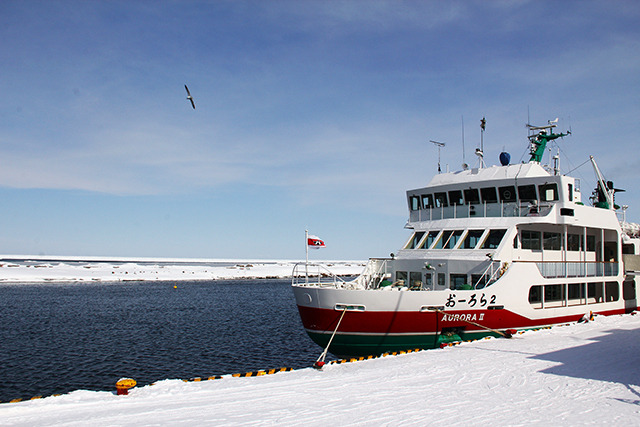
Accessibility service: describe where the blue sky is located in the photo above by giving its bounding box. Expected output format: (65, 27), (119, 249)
(1, 0), (639, 259)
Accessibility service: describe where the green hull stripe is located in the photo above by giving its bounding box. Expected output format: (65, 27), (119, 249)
(305, 330), (503, 356)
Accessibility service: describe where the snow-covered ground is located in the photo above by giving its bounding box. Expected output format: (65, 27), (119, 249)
(0, 256), (366, 282)
(2, 313), (640, 425)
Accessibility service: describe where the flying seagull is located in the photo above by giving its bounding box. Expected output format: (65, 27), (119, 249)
(184, 84), (196, 109)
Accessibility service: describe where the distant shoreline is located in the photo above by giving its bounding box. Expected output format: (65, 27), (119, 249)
(0, 256), (366, 283)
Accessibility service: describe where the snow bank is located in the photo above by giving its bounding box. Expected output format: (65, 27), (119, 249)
(0, 256), (366, 283)
(2, 314), (640, 425)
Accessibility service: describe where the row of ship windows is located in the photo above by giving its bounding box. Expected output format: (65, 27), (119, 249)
(528, 282), (620, 308)
(407, 229), (600, 251)
(518, 230), (597, 251)
(395, 271), (488, 290)
(405, 229), (506, 250)
(409, 183), (562, 211)
(391, 273), (630, 302)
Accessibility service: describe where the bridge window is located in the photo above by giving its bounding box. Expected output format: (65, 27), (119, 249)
(480, 187), (498, 203)
(539, 183), (559, 201)
(409, 196), (420, 211)
(518, 185), (537, 202)
(421, 194), (433, 209)
(464, 188), (480, 204)
(434, 192), (448, 208)
(499, 186), (517, 202)
(448, 190), (463, 206)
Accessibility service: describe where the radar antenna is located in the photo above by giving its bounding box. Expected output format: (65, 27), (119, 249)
(430, 140), (446, 174)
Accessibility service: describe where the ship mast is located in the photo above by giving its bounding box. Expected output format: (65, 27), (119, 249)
(526, 118), (570, 163)
(430, 140), (446, 174)
(476, 117), (486, 168)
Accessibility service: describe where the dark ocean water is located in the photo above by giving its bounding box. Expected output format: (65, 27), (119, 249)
(0, 279), (323, 402)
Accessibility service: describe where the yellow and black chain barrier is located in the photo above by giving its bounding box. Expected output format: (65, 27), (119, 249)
(3, 326), (569, 404)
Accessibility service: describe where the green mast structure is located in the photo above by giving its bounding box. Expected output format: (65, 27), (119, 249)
(527, 119), (571, 163)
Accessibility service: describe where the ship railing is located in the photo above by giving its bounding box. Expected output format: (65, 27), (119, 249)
(409, 201), (553, 222)
(291, 262), (354, 289)
(531, 261), (619, 278)
(472, 260), (504, 289)
(355, 258), (392, 290)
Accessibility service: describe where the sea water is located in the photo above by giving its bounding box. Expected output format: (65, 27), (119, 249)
(0, 280), (321, 402)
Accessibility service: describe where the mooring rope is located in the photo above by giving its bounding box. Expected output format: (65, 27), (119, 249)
(427, 307), (514, 338)
(314, 307), (348, 369)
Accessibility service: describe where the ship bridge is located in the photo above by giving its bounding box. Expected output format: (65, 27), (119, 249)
(406, 163), (580, 223)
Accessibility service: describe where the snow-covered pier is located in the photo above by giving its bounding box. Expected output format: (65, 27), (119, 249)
(2, 314), (640, 425)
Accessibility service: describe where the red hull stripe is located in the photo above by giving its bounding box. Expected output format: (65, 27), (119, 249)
(297, 304), (627, 335)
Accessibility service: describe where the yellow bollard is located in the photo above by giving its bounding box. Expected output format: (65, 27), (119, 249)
(116, 378), (137, 396)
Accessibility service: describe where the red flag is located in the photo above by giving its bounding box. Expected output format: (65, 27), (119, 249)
(307, 235), (326, 249)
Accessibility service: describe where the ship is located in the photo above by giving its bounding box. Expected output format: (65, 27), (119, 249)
(291, 119), (640, 357)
